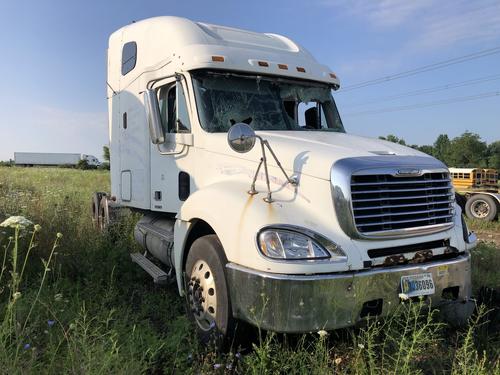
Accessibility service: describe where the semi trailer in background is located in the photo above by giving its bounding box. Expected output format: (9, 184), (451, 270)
(93, 16), (477, 342)
(14, 152), (100, 167)
(450, 167), (499, 221)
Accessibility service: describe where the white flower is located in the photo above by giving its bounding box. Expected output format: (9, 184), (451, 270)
(398, 293), (409, 301)
(13, 292), (22, 300)
(317, 329), (328, 338)
(0, 216), (33, 229)
(358, 343), (365, 349)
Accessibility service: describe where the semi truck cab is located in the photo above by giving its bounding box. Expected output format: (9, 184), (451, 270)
(102, 16), (477, 338)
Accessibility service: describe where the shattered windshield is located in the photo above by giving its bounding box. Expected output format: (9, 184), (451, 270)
(191, 71), (345, 133)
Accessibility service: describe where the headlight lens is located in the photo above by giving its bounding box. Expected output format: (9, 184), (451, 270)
(258, 229), (345, 260)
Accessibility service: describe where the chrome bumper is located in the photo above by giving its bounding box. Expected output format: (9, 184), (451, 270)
(226, 254), (472, 333)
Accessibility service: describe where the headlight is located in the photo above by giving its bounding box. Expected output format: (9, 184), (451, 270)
(257, 228), (347, 261)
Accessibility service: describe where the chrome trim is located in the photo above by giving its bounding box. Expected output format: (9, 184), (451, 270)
(356, 214), (454, 227)
(351, 178), (449, 186)
(226, 254), (468, 280)
(354, 208), (453, 219)
(353, 200), (452, 210)
(352, 184), (451, 194)
(226, 254), (472, 333)
(255, 224), (347, 263)
(352, 192), (453, 203)
(331, 156), (454, 240)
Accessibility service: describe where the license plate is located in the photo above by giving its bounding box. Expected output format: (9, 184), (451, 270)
(400, 273), (435, 297)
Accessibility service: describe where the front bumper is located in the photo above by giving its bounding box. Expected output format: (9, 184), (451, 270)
(226, 254), (472, 333)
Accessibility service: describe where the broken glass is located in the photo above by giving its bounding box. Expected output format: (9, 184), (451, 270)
(191, 71), (345, 133)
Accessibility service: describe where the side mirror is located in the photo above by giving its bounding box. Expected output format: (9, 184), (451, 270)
(227, 123), (256, 153)
(144, 89), (165, 144)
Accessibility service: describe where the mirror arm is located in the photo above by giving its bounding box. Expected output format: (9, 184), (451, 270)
(260, 137), (297, 186)
(248, 157), (263, 195)
(259, 138), (273, 203)
(250, 135), (297, 203)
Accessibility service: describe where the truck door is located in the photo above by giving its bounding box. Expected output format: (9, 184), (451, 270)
(150, 76), (193, 213)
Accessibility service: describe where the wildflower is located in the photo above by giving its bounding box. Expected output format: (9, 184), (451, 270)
(47, 320), (55, 328)
(56, 232), (63, 239)
(334, 357), (342, 365)
(213, 363), (221, 370)
(358, 343), (365, 349)
(23, 343), (30, 350)
(317, 329), (328, 338)
(54, 293), (63, 302)
(13, 292), (21, 300)
(235, 352), (241, 359)
(398, 293), (409, 301)
(34, 224), (42, 232)
(226, 364), (233, 370)
(0, 216), (33, 229)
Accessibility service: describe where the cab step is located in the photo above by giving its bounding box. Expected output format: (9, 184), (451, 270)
(130, 252), (169, 284)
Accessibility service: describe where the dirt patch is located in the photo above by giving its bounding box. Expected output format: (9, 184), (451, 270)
(475, 229), (500, 247)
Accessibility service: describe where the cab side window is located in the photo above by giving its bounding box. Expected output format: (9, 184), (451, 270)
(158, 82), (191, 133)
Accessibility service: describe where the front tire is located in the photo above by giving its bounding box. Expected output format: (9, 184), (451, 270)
(185, 235), (233, 344)
(465, 194), (497, 221)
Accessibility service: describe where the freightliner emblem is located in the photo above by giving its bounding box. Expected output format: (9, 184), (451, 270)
(394, 169), (423, 177)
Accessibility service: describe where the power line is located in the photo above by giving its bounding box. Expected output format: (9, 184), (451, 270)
(343, 90), (500, 116)
(340, 46), (500, 92)
(342, 74), (500, 108)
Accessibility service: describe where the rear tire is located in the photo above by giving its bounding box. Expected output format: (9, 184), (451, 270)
(465, 194), (497, 221)
(91, 192), (106, 229)
(185, 235), (233, 346)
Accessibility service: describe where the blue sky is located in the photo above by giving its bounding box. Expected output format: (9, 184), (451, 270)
(0, 0), (499, 161)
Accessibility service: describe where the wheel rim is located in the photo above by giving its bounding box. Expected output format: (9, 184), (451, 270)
(187, 260), (217, 331)
(471, 199), (490, 218)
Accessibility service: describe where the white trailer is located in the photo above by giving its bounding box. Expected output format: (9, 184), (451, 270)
(95, 16), (477, 342)
(14, 152), (100, 167)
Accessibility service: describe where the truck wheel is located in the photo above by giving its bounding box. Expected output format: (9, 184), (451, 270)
(91, 192), (106, 229)
(185, 235), (233, 345)
(465, 194), (497, 221)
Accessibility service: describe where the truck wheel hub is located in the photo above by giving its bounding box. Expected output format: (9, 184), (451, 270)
(187, 260), (217, 331)
(471, 199), (490, 218)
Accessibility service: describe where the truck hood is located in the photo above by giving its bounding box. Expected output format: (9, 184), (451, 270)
(207, 131), (436, 180)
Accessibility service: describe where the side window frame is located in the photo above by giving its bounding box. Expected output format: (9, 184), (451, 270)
(157, 78), (192, 134)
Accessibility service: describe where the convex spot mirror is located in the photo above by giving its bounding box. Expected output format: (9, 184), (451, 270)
(144, 89), (165, 144)
(227, 123), (256, 153)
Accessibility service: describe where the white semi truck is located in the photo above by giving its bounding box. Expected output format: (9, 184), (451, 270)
(95, 16), (477, 340)
(14, 152), (100, 167)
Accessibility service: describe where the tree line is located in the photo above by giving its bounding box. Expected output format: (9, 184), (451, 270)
(379, 131), (500, 170)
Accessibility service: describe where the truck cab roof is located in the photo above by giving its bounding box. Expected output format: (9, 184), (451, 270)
(107, 16), (340, 94)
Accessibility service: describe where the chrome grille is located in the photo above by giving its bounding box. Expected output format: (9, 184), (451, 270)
(351, 172), (454, 234)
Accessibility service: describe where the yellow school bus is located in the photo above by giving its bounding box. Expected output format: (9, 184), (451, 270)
(449, 167), (499, 221)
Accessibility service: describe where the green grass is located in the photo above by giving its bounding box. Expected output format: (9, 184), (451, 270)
(0, 166), (499, 374)
(467, 218), (500, 232)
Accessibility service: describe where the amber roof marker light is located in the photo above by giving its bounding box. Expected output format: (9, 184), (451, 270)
(211, 55), (225, 62)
